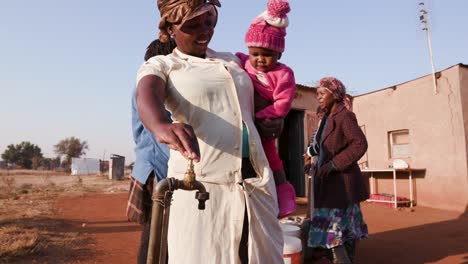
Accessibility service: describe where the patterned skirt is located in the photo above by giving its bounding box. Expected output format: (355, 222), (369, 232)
(308, 203), (368, 249)
(126, 173), (155, 224)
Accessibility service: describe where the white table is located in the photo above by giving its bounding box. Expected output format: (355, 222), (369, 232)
(361, 168), (425, 209)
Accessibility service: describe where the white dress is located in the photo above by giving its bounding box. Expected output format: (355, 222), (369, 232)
(136, 48), (283, 264)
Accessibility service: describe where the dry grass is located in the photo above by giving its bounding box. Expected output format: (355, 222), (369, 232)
(0, 175), (113, 263)
(0, 169), (131, 178)
(0, 170), (130, 263)
(0, 176), (16, 199)
(0, 180), (110, 222)
(0, 225), (40, 258)
(0, 218), (93, 263)
(0, 169), (68, 177)
(0, 187), (58, 221)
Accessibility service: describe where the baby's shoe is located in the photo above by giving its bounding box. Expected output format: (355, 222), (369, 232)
(277, 181), (297, 218)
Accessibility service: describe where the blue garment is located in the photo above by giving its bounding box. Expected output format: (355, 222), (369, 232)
(317, 118), (328, 168)
(131, 90), (169, 184)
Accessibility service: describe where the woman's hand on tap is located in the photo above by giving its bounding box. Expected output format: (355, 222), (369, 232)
(154, 122), (200, 162)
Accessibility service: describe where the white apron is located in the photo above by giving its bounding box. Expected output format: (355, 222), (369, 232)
(137, 48), (283, 264)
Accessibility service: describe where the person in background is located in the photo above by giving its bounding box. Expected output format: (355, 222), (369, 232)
(305, 77), (369, 264)
(126, 38), (176, 264)
(129, 1), (283, 263)
(236, 0), (297, 219)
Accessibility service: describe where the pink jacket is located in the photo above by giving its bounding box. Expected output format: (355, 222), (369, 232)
(236, 52), (296, 119)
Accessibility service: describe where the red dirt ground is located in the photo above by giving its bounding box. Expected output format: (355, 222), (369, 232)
(54, 193), (468, 264)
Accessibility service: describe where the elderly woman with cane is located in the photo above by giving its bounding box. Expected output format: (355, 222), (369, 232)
(134, 0), (284, 263)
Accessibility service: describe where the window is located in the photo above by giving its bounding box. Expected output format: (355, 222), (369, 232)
(358, 124), (368, 168)
(388, 130), (411, 158)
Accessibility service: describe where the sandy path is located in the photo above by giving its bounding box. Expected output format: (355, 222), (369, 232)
(55, 193), (140, 264)
(54, 193), (468, 264)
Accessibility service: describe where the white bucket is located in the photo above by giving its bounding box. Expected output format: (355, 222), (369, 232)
(283, 235), (302, 264)
(280, 222), (301, 239)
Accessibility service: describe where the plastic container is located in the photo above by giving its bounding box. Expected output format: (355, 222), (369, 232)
(283, 235), (302, 264)
(280, 222), (301, 239)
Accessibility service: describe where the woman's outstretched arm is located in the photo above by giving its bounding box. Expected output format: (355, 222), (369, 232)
(136, 75), (200, 162)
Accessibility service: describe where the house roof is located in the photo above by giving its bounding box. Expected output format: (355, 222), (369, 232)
(296, 83), (316, 90)
(355, 63), (467, 98)
(296, 83), (355, 99)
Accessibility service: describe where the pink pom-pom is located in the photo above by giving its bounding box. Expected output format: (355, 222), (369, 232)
(267, 0), (290, 18)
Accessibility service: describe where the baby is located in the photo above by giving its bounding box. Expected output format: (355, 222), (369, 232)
(236, 0), (296, 218)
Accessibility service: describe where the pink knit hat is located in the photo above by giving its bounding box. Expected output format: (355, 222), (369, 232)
(244, 0), (290, 53)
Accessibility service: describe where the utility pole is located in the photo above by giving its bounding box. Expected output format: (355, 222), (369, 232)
(419, 2), (437, 94)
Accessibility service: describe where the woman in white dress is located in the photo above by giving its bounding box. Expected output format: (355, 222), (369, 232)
(135, 0), (284, 263)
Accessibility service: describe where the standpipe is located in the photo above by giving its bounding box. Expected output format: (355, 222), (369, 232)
(147, 159), (209, 264)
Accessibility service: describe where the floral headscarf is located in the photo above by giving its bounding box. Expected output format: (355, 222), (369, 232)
(317, 77), (352, 114)
(157, 0), (221, 42)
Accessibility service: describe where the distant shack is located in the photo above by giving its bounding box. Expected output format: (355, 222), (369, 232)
(109, 154), (125, 180)
(71, 158), (100, 175)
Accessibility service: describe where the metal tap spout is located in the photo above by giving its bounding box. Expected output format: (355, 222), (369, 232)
(173, 159), (210, 210)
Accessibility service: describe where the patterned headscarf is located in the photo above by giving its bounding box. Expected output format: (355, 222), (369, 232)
(157, 0), (221, 43)
(318, 77), (352, 112)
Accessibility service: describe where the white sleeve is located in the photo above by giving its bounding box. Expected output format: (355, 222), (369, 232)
(136, 56), (169, 86)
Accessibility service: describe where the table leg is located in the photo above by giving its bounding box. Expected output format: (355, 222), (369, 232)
(370, 172), (374, 195)
(393, 169), (397, 209)
(409, 170), (413, 208)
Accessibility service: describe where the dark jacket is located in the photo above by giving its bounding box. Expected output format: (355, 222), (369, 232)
(313, 103), (369, 208)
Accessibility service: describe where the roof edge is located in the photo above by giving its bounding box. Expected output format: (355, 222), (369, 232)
(355, 63), (466, 97)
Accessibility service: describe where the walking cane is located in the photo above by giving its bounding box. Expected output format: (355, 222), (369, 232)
(146, 159), (210, 264)
(301, 155), (317, 264)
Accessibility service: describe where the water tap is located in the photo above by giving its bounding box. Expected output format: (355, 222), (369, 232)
(179, 159), (209, 210)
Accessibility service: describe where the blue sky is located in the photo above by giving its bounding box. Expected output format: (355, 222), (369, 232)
(1, 0), (467, 162)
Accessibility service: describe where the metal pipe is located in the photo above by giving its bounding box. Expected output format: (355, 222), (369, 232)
(147, 178), (172, 264)
(147, 160), (210, 264)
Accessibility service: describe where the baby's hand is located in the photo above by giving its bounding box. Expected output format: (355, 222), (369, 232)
(255, 117), (283, 139)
